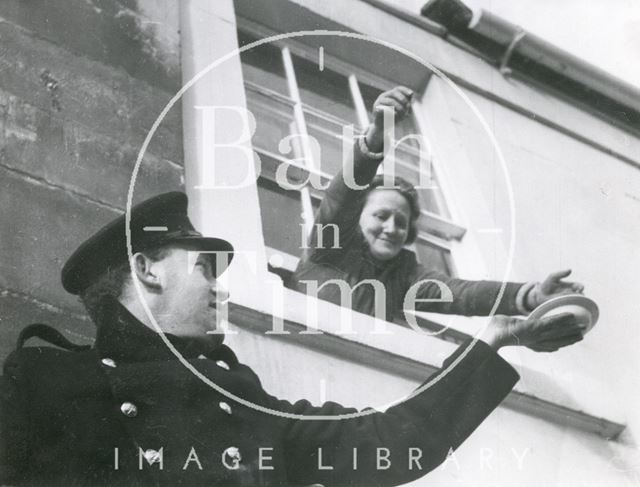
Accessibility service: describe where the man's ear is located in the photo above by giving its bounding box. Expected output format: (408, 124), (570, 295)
(131, 252), (162, 290)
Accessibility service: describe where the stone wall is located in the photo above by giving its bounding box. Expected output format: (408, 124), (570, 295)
(0, 0), (183, 359)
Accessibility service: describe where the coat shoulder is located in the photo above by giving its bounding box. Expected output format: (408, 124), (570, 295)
(3, 345), (102, 401)
(4, 345), (97, 372)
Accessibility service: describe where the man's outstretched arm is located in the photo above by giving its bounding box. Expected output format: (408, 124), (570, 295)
(275, 312), (583, 486)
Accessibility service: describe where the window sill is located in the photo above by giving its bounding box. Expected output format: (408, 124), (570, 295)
(418, 209), (467, 240)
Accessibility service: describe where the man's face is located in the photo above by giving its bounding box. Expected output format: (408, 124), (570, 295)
(358, 189), (411, 261)
(148, 246), (229, 348)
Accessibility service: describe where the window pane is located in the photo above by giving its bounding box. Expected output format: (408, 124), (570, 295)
(386, 154), (442, 215)
(303, 108), (351, 176)
(245, 87), (295, 156)
(257, 177), (304, 258)
(238, 31), (288, 95)
(238, 32), (296, 157)
(414, 239), (452, 276)
(294, 55), (357, 125)
(358, 81), (380, 123)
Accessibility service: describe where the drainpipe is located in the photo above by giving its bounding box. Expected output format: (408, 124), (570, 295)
(421, 0), (640, 133)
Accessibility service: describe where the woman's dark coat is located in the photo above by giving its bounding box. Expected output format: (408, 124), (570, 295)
(293, 139), (530, 321)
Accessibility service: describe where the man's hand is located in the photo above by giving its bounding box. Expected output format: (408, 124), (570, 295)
(527, 269), (585, 310)
(364, 86), (413, 153)
(481, 313), (585, 352)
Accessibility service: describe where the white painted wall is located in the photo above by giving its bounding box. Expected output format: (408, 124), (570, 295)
(416, 75), (640, 484)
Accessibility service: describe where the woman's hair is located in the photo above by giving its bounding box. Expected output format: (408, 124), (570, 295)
(361, 175), (421, 244)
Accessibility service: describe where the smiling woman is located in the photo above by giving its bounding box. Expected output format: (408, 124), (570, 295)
(290, 86), (583, 326)
(360, 189), (411, 261)
(358, 176), (420, 261)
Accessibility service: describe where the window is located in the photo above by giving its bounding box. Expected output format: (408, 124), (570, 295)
(239, 29), (464, 329)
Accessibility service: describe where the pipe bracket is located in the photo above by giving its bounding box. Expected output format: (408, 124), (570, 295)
(499, 29), (526, 77)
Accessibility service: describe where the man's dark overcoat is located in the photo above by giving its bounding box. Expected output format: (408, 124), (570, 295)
(0, 297), (518, 486)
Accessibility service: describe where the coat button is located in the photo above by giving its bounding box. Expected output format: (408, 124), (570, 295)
(216, 360), (230, 370)
(101, 358), (116, 368)
(143, 449), (162, 464)
(120, 402), (138, 417)
(222, 446), (242, 469)
(219, 401), (232, 415)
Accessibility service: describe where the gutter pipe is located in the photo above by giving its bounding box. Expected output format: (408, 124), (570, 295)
(421, 0), (640, 133)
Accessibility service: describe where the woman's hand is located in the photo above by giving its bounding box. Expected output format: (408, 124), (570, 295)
(527, 269), (585, 310)
(364, 86), (414, 153)
(481, 313), (585, 352)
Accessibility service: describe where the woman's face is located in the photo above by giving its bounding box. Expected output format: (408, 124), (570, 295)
(358, 189), (411, 261)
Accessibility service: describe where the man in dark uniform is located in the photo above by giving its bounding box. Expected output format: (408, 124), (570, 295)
(0, 192), (584, 486)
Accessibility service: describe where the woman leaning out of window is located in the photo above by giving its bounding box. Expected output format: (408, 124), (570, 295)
(291, 86), (584, 324)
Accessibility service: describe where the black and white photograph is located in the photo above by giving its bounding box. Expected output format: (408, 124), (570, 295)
(0, 0), (639, 485)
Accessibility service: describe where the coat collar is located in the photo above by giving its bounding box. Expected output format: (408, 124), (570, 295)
(361, 242), (410, 276)
(93, 296), (238, 366)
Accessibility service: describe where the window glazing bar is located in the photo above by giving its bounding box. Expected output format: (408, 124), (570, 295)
(349, 74), (370, 129)
(281, 46), (317, 237)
